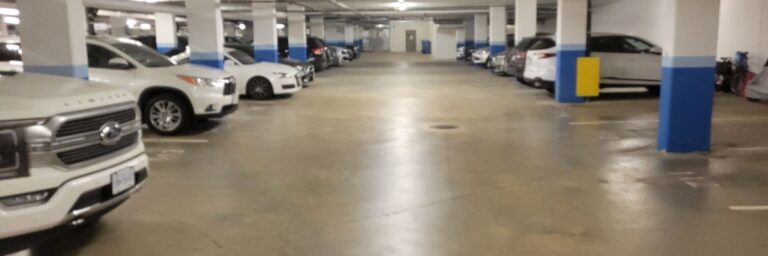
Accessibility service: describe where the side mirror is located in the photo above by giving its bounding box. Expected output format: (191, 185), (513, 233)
(108, 57), (132, 70)
(224, 59), (236, 66)
(646, 46), (662, 55)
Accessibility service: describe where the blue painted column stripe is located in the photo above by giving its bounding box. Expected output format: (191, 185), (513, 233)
(489, 43), (506, 56)
(475, 40), (489, 49)
(157, 43), (175, 54)
(25, 65), (89, 80)
(289, 44), (307, 61)
(253, 45), (278, 63)
(190, 52), (224, 69)
(555, 44), (586, 103)
(658, 56), (716, 153)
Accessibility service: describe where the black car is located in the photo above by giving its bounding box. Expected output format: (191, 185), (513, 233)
(279, 36), (330, 71)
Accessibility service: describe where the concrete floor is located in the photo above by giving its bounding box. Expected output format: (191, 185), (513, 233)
(37, 53), (768, 255)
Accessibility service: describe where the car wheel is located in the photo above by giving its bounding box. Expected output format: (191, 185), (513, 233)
(516, 77), (526, 84)
(246, 77), (274, 100)
(485, 59), (492, 68)
(144, 94), (191, 135)
(545, 88), (555, 94)
(646, 86), (661, 96)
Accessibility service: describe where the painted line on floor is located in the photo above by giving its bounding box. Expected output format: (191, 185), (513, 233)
(668, 171), (695, 176)
(570, 116), (768, 126)
(728, 146), (768, 152)
(142, 138), (209, 144)
(729, 205), (768, 211)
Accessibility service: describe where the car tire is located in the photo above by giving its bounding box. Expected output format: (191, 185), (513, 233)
(646, 86), (661, 96)
(246, 77), (275, 100)
(144, 94), (191, 136)
(545, 88), (555, 94)
(516, 77), (526, 84)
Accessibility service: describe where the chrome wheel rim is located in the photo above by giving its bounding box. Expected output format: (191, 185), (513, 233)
(149, 100), (182, 132)
(249, 79), (270, 98)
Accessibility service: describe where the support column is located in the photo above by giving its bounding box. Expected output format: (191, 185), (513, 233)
(309, 16), (325, 38)
(554, 0), (587, 103)
(474, 14), (488, 49)
(456, 29), (465, 48)
(186, 0), (224, 69)
(109, 16), (128, 37)
(325, 23), (344, 47)
(354, 25), (364, 53)
(344, 24), (354, 48)
(155, 13), (177, 54)
(287, 5), (307, 61)
(0, 16), (9, 36)
(252, 3), (278, 62)
(515, 0), (537, 44)
(464, 17), (475, 49)
(18, 0), (88, 79)
(658, 0), (720, 153)
(489, 6), (507, 56)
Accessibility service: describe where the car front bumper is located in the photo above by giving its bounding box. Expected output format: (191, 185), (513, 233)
(273, 75), (302, 95)
(0, 153), (149, 247)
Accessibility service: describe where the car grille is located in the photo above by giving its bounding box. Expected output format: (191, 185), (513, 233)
(57, 133), (139, 165)
(223, 79), (236, 95)
(57, 109), (136, 138)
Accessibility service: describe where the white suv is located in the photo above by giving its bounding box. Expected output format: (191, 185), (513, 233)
(0, 73), (149, 254)
(86, 36), (239, 135)
(0, 36), (240, 135)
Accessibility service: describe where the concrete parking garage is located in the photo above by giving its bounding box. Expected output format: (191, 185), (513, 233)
(2, 0), (768, 255)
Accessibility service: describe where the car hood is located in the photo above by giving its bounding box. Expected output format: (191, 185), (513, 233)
(152, 64), (233, 79)
(249, 62), (299, 74)
(0, 73), (135, 120)
(279, 58), (311, 68)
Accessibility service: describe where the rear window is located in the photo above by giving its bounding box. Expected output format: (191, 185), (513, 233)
(514, 38), (538, 51)
(0, 43), (22, 62)
(528, 39), (556, 50)
(308, 38), (326, 48)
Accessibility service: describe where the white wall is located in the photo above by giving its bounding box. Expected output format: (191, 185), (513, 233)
(590, 0), (667, 47)
(432, 26), (457, 59)
(538, 18), (556, 34)
(717, 0), (768, 72)
(390, 20), (432, 52)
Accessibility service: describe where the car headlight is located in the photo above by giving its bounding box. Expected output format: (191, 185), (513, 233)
(0, 119), (39, 181)
(177, 75), (228, 88)
(273, 72), (289, 78)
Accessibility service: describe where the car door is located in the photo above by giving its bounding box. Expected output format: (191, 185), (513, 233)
(86, 44), (138, 94)
(620, 36), (662, 84)
(588, 36), (627, 85)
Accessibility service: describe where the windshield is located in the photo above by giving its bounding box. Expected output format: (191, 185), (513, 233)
(228, 50), (256, 65)
(111, 42), (174, 68)
(0, 43), (22, 62)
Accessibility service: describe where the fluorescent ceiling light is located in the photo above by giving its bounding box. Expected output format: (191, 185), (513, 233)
(276, 23), (285, 30)
(0, 8), (19, 16)
(3, 16), (19, 25)
(126, 18), (138, 28)
(139, 23), (152, 30)
(237, 23), (246, 30)
(392, 1), (415, 11)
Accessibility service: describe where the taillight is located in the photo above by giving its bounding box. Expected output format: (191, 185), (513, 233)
(311, 48), (323, 55)
(517, 52), (526, 60)
(538, 53), (557, 59)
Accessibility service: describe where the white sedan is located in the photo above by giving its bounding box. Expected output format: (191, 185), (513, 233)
(524, 33), (663, 94)
(172, 48), (302, 100)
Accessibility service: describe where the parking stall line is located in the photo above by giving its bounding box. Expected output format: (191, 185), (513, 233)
(729, 206), (768, 211)
(142, 138), (209, 144)
(570, 116), (768, 126)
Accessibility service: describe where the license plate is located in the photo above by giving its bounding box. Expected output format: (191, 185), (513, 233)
(111, 167), (136, 195)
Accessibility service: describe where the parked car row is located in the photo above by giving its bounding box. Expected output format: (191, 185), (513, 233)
(0, 34), (362, 253)
(468, 33), (664, 95)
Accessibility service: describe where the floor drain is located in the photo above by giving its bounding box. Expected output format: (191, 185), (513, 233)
(430, 124), (459, 130)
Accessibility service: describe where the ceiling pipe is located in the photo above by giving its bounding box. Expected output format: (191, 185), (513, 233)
(83, 0), (185, 15)
(308, 9), (490, 17)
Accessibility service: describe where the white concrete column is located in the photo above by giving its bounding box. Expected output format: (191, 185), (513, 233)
(18, 0), (88, 79)
(353, 24), (363, 52)
(287, 5), (307, 61)
(554, 0), (588, 103)
(464, 17), (475, 49)
(252, 2), (278, 62)
(155, 12), (177, 54)
(186, 0), (224, 69)
(0, 16), (9, 36)
(474, 14), (488, 48)
(515, 0), (537, 44)
(309, 15), (324, 38)
(324, 22), (344, 47)
(489, 6), (507, 55)
(344, 23), (354, 47)
(456, 28), (465, 49)
(109, 16), (128, 37)
(657, 0), (720, 153)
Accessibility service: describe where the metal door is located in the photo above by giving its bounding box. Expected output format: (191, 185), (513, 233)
(405, 30), (417, 52)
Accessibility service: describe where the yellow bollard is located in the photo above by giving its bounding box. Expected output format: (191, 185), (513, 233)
(576, 57), (600, 97)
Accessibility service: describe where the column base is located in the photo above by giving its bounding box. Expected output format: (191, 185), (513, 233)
(555, 48), (586, 103)
(489, 43), (505, 56)
(254, 48), (278, 63)
(25, 65), (89, 80)
(658, 66), (715, 153)
(289, 47), (307, 62)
